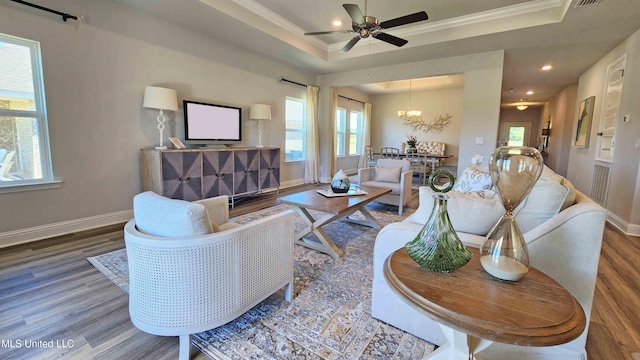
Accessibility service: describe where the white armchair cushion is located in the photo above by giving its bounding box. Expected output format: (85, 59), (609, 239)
(410, 187), (505, 235)
(360, 180), (401, 195)
(452, 165), (493, 192)
(133, 191), (213, 237)
(374, 166), (402, 183)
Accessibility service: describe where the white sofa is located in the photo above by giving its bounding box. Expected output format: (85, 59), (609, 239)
(372, 166), (607, 359)
(358, 158), (413, 215)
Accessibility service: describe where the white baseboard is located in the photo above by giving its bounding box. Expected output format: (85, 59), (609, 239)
(0, 210), (133, 249)
(607, 211), (640, 237)
(280, 178), (306, 189)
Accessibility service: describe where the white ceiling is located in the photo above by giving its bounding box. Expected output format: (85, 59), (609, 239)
(112, 0), (640, 107)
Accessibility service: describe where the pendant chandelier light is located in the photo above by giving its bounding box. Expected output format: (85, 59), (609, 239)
(398, 79), (422, 121)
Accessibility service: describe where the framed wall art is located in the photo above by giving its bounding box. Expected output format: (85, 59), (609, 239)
(574, 96), (595, 148)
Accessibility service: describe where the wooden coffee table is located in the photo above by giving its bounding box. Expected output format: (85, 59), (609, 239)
(384, 247), (586, 359)
(277, 186), (391, 259)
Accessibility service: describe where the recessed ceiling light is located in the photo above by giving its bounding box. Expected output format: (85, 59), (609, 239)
(526, 90), (534, 95)
(541, 65), (552, 71)
(332, 19), (342, 27)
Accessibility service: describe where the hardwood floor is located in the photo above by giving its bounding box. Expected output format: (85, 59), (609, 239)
(0, 185), (638, 359)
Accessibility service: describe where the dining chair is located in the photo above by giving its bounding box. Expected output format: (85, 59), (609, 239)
(380, 147), (400, 159)
(406, 152), (430, 185)
(364, 145), (377, 167)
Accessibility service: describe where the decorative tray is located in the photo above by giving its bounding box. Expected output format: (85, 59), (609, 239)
(316, 187), (368, 197)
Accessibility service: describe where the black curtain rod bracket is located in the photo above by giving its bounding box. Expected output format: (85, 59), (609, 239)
(279, 77), (308, 88)
(11, 0), (78, 22)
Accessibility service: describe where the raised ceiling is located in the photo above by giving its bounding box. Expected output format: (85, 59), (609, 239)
(112, 0), (640, 107)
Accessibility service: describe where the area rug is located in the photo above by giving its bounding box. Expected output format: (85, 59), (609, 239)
(87, 203), (435, 359)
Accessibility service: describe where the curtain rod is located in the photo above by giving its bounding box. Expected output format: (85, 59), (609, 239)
(279, 77), (308, 88)
(11, 0), (78, 21)
(338, 95), (365, 104)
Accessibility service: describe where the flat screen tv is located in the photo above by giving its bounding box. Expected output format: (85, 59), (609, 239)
(183, 100), (242, 146)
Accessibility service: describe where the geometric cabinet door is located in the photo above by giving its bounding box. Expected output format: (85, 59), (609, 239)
(202, 150), (234, 198)
(161, 151), (203, 201)
(259, 148), (280, 190)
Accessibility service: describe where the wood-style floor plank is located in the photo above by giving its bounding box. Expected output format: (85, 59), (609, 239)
(0, 184), (638, 359)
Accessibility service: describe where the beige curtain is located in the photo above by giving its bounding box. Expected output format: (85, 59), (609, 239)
(329, 91), (338, 178)
(304, 85), (320, 183)
(358, 102), (373, 168)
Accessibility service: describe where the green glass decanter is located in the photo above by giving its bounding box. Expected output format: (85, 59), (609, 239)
(405, 170), (472, 272)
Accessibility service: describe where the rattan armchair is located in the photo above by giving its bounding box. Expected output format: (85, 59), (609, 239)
(124, 191), (295, 360)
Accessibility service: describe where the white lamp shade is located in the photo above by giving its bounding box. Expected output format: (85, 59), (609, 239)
(143, 86), (179, 111)
(250, 104), (271, 120)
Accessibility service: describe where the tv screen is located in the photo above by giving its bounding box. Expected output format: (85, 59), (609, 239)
(183, 100), (242, 145)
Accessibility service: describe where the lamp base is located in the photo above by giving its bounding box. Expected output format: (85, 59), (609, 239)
(155, 146), (167, 150)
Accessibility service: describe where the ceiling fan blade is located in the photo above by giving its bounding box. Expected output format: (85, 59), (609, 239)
(340, 36), (361, 53)
(373, 32), (408, 47)
(343, 4), (365, 25)
(305, 30), (354, 36)
(379, 11), (428, 29)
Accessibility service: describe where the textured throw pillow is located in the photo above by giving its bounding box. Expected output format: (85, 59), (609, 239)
(410, 187), (504, 235)
(513, 169), (573, 233)
(452, 165), (493, 192)
(133, 191), (214, 237)
(374, 166), (402, 183)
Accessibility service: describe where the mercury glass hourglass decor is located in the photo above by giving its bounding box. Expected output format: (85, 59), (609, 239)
(480, 146), (543, 281)
(405, 170), (472, 272)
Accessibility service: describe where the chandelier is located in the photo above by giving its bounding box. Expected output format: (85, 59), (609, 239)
(398, 79), (421, 121)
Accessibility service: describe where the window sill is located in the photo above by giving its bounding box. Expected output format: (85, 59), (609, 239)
(285, 159), (305, 164)
(0, 179), (63, 194)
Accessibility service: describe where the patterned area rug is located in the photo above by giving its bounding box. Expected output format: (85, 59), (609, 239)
(87, 203), (435, 359)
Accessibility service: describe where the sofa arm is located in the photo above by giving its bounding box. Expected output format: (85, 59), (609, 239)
(373, 221), (423, 280)
(358, 167), (375, 183)
(195, 195), (229, 226)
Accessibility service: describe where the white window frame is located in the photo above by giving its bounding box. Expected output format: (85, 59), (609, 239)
(0, 33), (59, 193)
(349, 110), (363, 156)
(284, 97), (306, 162)
(335, 107), (346, 157)
(335, 107), (363, 157)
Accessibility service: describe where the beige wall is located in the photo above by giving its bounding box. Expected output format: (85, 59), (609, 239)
(568, 28), (640, 233)
(541, 85), (577, 177)
(0, 0), (315, 245)
(371, 87), (464, 165)
(317, 51), (504, 182)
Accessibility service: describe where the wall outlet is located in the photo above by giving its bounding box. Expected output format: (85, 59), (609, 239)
(635, 139), (640, 150)
(475, 137), (484, 145)
(623, 114), (631, 123)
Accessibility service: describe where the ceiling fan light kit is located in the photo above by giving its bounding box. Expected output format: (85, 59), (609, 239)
(304, 2), (428, 53)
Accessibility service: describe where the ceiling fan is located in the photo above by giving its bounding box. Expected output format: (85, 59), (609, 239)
(304, 2), (429, 53)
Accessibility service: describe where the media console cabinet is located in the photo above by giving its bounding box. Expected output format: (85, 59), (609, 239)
(141, 147), (280, 207)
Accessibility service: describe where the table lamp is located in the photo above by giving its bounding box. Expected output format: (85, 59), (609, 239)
(143, 86), (179, 149)
(250, 104), (271, 148)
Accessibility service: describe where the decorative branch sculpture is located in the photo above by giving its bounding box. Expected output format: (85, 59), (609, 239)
(404, 113), (452, 133)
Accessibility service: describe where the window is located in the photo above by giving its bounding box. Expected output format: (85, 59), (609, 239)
(335, 107), (362, 157)
(335, 108), (346, 156)
(349, 110), (362, 155)
(285, 97), (305, 162)
(0, 33), (54, 188)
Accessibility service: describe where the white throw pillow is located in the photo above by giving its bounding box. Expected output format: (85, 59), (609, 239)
(375, 166), (402, 183)
(513, 171), (574, 233)
(411, 187), (505, 236)
(133, 191), (213, 237)
(452, 165), (493, 192)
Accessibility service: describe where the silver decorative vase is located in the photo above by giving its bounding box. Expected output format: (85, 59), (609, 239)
(330, 169), (350, 193)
